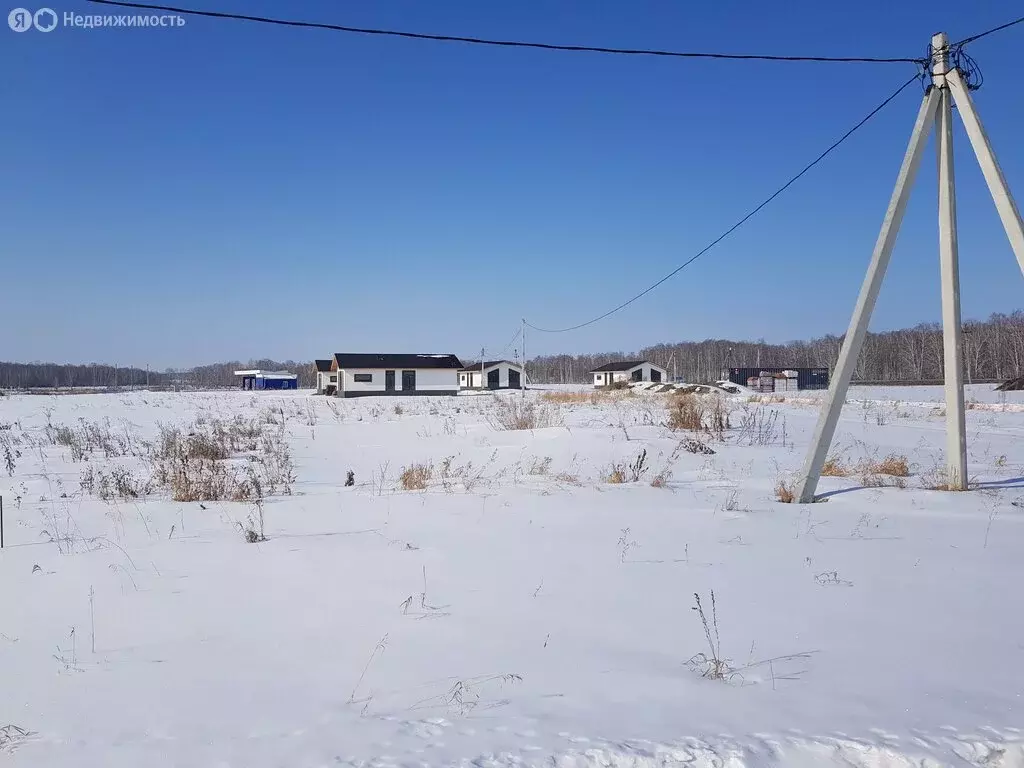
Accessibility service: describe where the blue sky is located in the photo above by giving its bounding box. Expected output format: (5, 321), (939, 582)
(2, 0), (1022, 369)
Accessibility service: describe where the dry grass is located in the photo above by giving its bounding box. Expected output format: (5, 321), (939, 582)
(80, 465), (151, 500)
(606, 449), (649, 484)
(45, 417), (140, 463)
(687, 591), (733, 681)
(872, 454), (910, 477)
(667, 394), (730, 438)
(668, 393), (704, 431)
(540, 391), (592, 405)
(399, 462), (433, 490)
(489, 398), (563, 430)
(735, 402), (783, 446)
(555, 472), (582, 486)
(775, 479), (796, 503)
(650, 469), (671, 488)
(820, 455), (850, 477)
(527, 456), (553, 475)
(840, 454), (910, 489)
(919, 463), (971, 491)
(747, 394), (786, 404)
(606, 467), (626, 484)
(540, 390), (633, 406)
(146, 417), (294, 502)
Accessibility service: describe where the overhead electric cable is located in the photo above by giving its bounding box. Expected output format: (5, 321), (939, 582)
(525, 73), (923, 334)
(84, 0), (924, 64)
(496, 328), (522, 358)
(953, 14), (1024, 46)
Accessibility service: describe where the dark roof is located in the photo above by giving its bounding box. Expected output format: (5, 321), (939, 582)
(590, 360), (649, 373)
(459, 360), (519, 372)
(332, 353), (463, 370)
(314, 359), (333, 373)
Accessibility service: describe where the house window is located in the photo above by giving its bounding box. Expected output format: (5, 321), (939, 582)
(353, 373), (372, 383)
(329, 375), (337, 383)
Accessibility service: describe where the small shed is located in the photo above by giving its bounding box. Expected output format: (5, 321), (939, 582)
(590, 360), (667, 388)
(234, 370), (299, 391)
(459, 360), (524, 390)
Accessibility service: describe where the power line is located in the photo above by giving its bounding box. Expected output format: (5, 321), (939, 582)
(84, 0), (924, 64)
(497, 328), (522, 358)
(471, 328), (522, 366)
(526, 72), (923, 334)
(954, 14), (1024, 47)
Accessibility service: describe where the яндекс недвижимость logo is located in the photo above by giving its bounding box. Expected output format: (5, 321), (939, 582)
(8, 7), (57, 31)
(8, 6), (184, 30)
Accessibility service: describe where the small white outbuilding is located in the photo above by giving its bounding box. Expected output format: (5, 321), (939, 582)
(459, 360), (524, 390)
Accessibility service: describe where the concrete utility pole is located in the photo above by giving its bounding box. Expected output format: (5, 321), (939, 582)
(480, 347), (485, 390)
(795, 32), (1024, 503)
(934, 32), (968, 490)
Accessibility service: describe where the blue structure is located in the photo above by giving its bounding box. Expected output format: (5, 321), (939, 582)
(234, 370), (299, 390)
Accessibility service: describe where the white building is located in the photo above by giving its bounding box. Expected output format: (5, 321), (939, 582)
(590, 360), (668, 388)
(314, 359), (335, 394)
(233, 370), (299, 391)
(325, 353), (462, 397)
(459, 360), (524, 390)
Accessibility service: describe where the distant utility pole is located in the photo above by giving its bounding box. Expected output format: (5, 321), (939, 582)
(796, 32), (1024, 503)
(480, 347), (485, 390)
(521, 318), (527, 394)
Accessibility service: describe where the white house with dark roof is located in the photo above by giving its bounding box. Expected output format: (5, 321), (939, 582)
(590, 360), (667, 388)
(327, 353), (462, 397)
(459, 360), (524, 390)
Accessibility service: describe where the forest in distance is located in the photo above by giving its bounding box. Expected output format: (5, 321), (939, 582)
(2, 311), (1023, 391)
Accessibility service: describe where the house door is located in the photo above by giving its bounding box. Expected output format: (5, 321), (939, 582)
(487, 369), (500, 389)
(508, 370), (521, 389)
(385, 370), (395, 392)
(401, 370), (416, 392)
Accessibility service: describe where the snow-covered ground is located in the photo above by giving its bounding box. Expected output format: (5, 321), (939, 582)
(1, 385), (1022, 767)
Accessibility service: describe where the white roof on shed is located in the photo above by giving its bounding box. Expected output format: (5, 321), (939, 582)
(233, 370), (298, 380)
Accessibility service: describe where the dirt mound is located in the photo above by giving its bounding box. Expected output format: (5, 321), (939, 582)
(674, 383), (731, 395)
(996, 376), (1024, 391)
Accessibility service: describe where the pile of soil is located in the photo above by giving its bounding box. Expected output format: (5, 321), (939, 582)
(996, 376), (1024, 391)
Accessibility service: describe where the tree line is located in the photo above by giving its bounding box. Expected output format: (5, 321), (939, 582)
(524, 311), (1024, 385)
(0, 360), (316, 390)
(3, 311), (1022, 390)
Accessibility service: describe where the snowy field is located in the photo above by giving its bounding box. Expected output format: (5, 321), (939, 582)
(0, 384), (1022, 767)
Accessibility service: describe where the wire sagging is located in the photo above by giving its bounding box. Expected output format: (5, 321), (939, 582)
(525, 73), (924, 334)
(83, 0), (924, 65)
(953, 14), (1024, 47)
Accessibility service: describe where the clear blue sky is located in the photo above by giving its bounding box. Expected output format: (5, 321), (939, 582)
(2, 0), (1022, 369)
